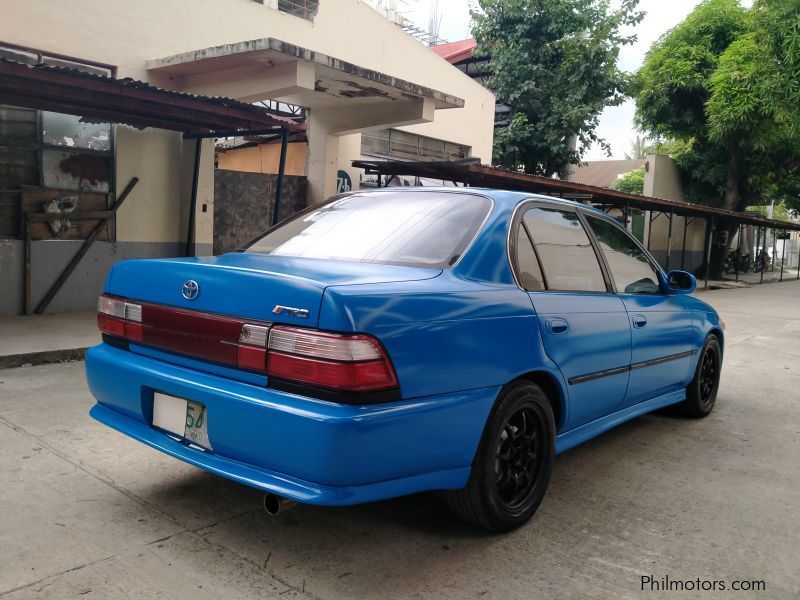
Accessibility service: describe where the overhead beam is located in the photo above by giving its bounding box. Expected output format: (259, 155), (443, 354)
(179, 61), (316, 103)
(316, 98), (436, 136)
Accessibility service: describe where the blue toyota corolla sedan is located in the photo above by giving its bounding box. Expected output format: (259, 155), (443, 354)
(86, 188), (723, 532)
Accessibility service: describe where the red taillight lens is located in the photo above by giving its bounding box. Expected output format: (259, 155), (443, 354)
(236, 324), (269, 371)
(97, 295), (143, 342)
(266, 326), (397, 392)
(97, 294), (398, 396)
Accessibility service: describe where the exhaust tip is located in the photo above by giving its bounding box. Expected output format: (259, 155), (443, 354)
(263, 493), (296, 516)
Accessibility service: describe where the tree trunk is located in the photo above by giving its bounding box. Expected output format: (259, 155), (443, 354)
(707, 147), (742, 279)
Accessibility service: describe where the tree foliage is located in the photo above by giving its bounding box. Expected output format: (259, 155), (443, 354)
(624, 135), (655, 160)
(746, 201), (794, 222)
(633, 0), (800, 211)
(631, 0), (800, 275)
(473, 0), (644, 177)
(611, 167), (645, 195)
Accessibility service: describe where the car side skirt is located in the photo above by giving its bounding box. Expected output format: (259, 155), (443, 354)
(555, 388), (686, 454)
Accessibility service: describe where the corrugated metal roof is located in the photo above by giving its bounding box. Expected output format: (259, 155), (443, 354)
(0, 58), (306, 134)
(352, 159), (800, 231)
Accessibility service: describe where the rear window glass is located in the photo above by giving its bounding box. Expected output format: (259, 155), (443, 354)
(243, 191), (491, 269)
(523, 207), (606, 292)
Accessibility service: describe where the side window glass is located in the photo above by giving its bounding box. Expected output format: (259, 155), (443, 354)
(514, 224), (545, 290)
(586, 215), (661, 295)
(523, 207), (606, 292)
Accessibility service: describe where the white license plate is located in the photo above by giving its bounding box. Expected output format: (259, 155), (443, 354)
(153, 392), (212, 450)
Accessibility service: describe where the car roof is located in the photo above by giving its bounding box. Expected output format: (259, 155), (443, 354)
(355, 186), (607, 217)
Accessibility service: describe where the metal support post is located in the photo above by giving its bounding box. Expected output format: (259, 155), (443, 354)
(735, 223), (742, 283)
(185, 138), (202, 257)
(780, 232), (786, 282)
(681, 216), (689, 270)
(272, 128), (289, 226)
(703, 217), (713, 290)
(665, 210), (674, 272)
(755, 226), (762, 274)
(771, 227), (778, 274)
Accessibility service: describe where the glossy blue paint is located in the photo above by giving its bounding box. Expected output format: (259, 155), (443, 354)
(618, 293), (694, 406)
(665, 270), (698, 295)
(86, 344), (498, 500)
(527, 292), (631, 429)
(106, 253), (441, 327)
(87, 188), (724, 506)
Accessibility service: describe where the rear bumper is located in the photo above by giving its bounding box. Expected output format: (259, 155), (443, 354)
(86, 344), (497, 506)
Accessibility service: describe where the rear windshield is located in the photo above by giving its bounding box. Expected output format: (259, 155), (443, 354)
(243, 191), (492, 269)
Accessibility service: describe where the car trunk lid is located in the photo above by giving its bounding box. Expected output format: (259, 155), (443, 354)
(107, 253), (441, 327)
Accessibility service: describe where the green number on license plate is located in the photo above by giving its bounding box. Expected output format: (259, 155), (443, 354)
(186, 403), (204, 429)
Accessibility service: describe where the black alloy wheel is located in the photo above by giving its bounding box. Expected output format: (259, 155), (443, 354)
(446, 381), (555, 532)
(495, 406), (545, 511)
(681, 334), (722, 418)
(698, 348), (717, 408)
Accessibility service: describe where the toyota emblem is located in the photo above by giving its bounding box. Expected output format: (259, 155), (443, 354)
(181, 280), (200, 300)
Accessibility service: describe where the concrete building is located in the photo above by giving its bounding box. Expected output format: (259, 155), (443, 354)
(0, 0), (495, 315)
(567, 158), (645, 189)
(568, 154), (709, 271)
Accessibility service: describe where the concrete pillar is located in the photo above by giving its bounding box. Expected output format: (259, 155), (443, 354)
(305, 98), (435, 205)
(194, 138), (215, 256)
(179, 137), (215, 256)
(306, 111), (341, 205)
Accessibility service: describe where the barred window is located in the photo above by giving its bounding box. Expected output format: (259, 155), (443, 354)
(277, 0), (319, 20)
(361, 129), (470, 163)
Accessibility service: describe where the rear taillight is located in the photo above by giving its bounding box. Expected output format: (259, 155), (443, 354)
(97, 295), (143, 341)
(97, 294), (398, 398)
(266, 326), (398, 393)
(237, 324), (270, 371)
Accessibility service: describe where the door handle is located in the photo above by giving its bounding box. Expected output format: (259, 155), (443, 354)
(548, 318), (569, 334)
(632, 314), (648, 328)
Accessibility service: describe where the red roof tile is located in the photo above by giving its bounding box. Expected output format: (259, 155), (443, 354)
(431, 39), (477, 64)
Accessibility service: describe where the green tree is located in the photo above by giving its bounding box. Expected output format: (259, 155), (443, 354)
(473, 0), (644, 178)
(624, 135), (655, 160)
(612, 167), (645, 194)
(746, 201), (794, 222)
(631, 0), (800, 277)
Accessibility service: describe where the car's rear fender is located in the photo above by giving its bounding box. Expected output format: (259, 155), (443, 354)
(319, 274), (568, 406)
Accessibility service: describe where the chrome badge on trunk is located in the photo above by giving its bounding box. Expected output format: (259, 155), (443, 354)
(182, 280), (200, 300)
(273, 305), (309, 318)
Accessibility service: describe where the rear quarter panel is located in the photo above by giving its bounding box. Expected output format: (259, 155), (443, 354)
(319, 273), (566, 404)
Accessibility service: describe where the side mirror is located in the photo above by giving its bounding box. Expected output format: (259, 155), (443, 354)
(665, 270), (696, 295)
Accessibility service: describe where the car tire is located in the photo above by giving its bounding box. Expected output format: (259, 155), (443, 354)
(445, 380), (555, 533)
(680, 334), (722, 418)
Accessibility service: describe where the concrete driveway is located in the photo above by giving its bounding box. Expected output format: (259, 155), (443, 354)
(1, 282), (798, 599)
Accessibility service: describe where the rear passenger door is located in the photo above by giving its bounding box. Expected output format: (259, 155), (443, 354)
(584, 214), (693, 407)
(512, 204), (631, 430)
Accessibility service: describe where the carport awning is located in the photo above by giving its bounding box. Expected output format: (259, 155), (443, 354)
(353, 159), (800, 232)
(0, 58), (307, 135)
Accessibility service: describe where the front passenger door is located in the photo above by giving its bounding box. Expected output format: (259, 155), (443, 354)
(584, 214), (694, 408)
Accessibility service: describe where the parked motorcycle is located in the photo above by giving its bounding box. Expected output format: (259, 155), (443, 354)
(754, 249), (772, 272)
(725, 251), (752, 274)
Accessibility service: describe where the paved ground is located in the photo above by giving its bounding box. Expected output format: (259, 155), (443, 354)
(1, 282), (798, 599)
(0, 311), (98, 368)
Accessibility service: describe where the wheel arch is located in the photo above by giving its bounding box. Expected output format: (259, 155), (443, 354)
(511, 370), (566, 432)
(708, 327), (724, 355)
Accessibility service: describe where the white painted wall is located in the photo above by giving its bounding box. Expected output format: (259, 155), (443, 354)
(3, 0), (495, 210)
